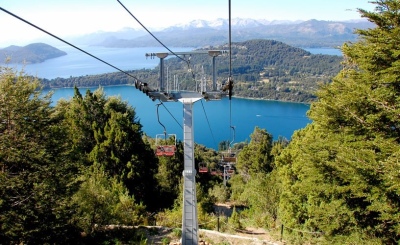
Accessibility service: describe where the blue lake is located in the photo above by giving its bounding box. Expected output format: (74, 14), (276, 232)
(11, 46), (193, 79)
(48, 85), (311, 150)
(303, 47), (342, 56)
(13, 45), (328, 149)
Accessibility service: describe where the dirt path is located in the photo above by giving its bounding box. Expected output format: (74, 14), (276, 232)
(145, 226), (284, 245)
(199, 228), (283, 245)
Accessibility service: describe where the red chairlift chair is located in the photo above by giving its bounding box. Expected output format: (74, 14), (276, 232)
(222, 153), (236, 163)
(198, 162), (208, 173)
(155, 134), (177, 157)
(227, 166), (235, 174)
(155, 103), (177, 157)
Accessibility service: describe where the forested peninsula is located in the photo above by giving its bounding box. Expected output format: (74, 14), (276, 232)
(40, 39), (343, 103)
(0, 43), (67, 64)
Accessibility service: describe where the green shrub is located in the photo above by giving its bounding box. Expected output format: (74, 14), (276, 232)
(172, 228), (182, 238)
(227, 207), (242, 230)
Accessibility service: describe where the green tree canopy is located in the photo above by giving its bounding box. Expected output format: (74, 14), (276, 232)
(57, 86), (160, 210)
(277, 1), (400, 243)
(0, 67), (80, 243)
(236, 126), (274, 177)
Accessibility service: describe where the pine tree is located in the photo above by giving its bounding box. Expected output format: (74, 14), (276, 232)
(72, 164), (145, 233)
(58, 87), (160, 211)
(277, 1), (400, 243)
(0, 67), (80, 243)
(236, 126), (274, 177)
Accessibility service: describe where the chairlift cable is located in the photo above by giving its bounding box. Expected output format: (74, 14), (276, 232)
(116, 0), (193, 72)
(160, 102), (183, 129)
(0, 7), (141, 83)
(228, 0), (235, 149)
(200, 100), (217, 147)
(2, 5), (190, 148)
(229, 0), (233, 81)
(156, 103), (167, 140)
(0, 7), (184, 134)
(116, 0), (200, 102)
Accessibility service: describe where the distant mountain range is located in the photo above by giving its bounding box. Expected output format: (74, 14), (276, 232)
(0, 43), (67, 64)
(0, 18), (374, 64)
(69, 18), (375, 48)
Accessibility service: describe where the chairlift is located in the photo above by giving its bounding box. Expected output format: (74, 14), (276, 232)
(155, 103), (177, 157)
(221, 125), (237, 163)
(210, 168), (220, 176)
(220, 148), (237, 163)
(155, 134), (177, 157)
(198, 162), (208, 173)
(226, 165), (235, 175)
(221, 151), (236, 163)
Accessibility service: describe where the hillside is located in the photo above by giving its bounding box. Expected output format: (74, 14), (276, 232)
(0, 43), (67, 64)
(165, 39), (343, 102)
(41, 39), (343, 103)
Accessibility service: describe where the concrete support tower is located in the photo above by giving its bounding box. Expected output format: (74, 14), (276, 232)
(145, 50), (226, 245)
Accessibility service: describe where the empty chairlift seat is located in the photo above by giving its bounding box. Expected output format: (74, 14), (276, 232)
(155, 134), (177, 157)
(156, 145), (176, 157)
(221, 151), (236, 163)
(198, 162), (208, 173)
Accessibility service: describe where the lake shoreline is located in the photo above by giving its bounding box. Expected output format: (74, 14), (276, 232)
(233, 95), (312, 105)
(49, 85), (312, 149)
(47, 83), (313, 105)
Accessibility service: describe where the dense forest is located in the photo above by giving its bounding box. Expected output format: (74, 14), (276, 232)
(1, 1), (400, 244)
(40, 39), (343, 103)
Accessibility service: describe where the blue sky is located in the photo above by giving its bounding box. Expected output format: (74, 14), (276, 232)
(0, 0), (375, 47)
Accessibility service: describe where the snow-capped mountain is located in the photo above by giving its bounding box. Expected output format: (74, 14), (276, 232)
(73, 18), (374, 48)
(172, 18), (302, 30)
